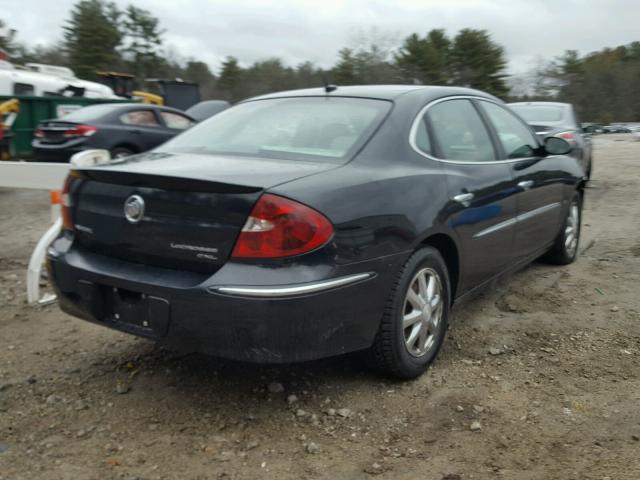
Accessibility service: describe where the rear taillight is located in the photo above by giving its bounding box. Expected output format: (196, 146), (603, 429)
(556, 131), (577, 142)
(61, 174), (74, 231)
(231, 194), (334, 258)
(34, 127), (44, 138)
(63, 124), (97, 137)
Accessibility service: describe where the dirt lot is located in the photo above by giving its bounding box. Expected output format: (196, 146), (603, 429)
(1, 135), (639, 480)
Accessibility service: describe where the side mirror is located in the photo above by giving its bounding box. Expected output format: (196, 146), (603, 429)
(70, 149), (111, 167)
(544, 137), (572, 156)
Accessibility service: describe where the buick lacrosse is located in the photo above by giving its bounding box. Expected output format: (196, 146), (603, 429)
(48, 85), (584, 379)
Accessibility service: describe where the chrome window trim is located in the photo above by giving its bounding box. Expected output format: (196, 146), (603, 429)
(473, 202), (561, 238)
(212, 272), (374, 298)
(409, 95), (540, 165)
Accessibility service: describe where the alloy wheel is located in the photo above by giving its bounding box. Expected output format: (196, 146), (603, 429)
(402, 267), (444, 357)
(564, 201), (580, 256)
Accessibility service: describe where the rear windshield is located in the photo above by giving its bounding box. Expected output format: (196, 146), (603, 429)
(510, 105), (565, 123)
(160, 97), (391, 162)
(59, 104), (120, 121)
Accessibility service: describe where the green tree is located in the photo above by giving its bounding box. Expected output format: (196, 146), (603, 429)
(294, 61), (323, 88)
(63, 0), (122, 79)
(395, 30), (450, 85)
(333, 48), (359, 85)
(120, 5), (164, 78)
(449, 29), (507, 97)
(332, 44), (398, 85)
(0, 19), (18, 55)
(217, 56), (243, 101)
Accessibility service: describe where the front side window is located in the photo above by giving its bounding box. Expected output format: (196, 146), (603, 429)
(480, 102), (538, 159)
(160, 97), (391, 162)
(427, 99), (495, 162)
(161, 111), (194, 130)
(120, 110), (159, 127)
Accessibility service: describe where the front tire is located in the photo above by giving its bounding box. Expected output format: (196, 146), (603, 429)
(110, 146), (135, 159)
(543, 192), (582, 265)
(367, 247), (450, 379)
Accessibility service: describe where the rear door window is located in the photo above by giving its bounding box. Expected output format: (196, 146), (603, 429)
(160, 111), (194, 130)
(427, 99), (495, 162)
(480, 101), (539, 159)
(120, 110), (160, 127)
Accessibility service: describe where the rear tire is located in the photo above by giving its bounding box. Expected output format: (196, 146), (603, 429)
(366, 247), (450, 380)
(543, 192), (582, 265)
(585, 156), (593, 181)
(110, 146), (135, 159)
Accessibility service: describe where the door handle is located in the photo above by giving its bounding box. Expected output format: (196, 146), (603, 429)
(452, 192), (474, 206)
(518, 180), (534, 190)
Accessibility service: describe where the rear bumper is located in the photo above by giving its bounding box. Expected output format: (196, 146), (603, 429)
(47, 239), (406, 363)
(32, 140), (88, 163)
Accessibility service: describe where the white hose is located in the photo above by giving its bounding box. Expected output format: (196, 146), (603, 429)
(27, 218), (62, 304)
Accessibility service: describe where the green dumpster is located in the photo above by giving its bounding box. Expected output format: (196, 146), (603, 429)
(0, 95), (130, 158)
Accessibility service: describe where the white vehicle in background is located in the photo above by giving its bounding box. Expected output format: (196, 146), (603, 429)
(0, 60), (118, 99)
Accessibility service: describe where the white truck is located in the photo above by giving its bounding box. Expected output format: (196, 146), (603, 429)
(0, 60), (118, 99)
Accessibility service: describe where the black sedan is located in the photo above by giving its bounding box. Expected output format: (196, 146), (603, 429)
(32, 103), (195, 162)
(48, 86), (584, 379)
(508, 101), (593, 179)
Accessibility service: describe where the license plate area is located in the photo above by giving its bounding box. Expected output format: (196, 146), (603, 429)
(77, 281), (170, 337)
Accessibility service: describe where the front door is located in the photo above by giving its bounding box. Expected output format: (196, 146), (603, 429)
(424, 98), (519, 294)
(476, 100), (565, 262)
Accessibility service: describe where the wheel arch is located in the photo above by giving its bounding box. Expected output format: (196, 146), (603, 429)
(110, 143), (140, 154)
(418, 233), (460, 304)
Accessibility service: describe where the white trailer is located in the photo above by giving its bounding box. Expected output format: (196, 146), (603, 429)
(0, 60), (119, 99)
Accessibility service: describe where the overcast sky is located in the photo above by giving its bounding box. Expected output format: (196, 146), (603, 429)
(2, 0), (639, 76)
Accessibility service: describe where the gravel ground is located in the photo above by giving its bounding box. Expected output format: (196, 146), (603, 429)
(1, 135), (639, 480)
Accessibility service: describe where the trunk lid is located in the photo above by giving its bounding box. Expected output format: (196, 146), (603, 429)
(70, 152), (340, 273)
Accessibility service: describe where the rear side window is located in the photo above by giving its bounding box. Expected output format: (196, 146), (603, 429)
(160, 111), (194, 130)
(413, 117), (432, 154)
(160, 97), (391, 162)
(480, 102), (538, 159)
(427, 99), (494, 162)
(14, 83), (35, 95)
(120, 110), (160, 127)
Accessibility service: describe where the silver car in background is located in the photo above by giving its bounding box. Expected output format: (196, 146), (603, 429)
(509, 102), (593, 180)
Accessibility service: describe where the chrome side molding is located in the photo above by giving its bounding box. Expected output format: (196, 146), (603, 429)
(212, 272), (375, 298)
(474, 202), (561, 238)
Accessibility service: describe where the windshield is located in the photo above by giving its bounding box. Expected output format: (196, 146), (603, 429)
(510, 105), (565, 124)
(160, 97), (391, 162)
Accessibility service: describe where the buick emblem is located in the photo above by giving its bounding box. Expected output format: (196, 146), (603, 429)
(124, 195), (145, 223)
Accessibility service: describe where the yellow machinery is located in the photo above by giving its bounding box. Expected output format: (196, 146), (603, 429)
(96, 71), (164, 105)
(0, 98), (19, 160)
(96, 71), (200, 110)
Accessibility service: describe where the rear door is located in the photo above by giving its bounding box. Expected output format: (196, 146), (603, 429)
(477, 100), (565, 262)
(421, 98), (519, 293)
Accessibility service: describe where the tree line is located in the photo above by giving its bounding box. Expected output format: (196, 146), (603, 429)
(2, 0), (640, 122)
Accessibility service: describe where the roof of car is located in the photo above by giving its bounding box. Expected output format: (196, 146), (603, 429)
(248, 85), (497, 102)
(108, 102), (188, 114)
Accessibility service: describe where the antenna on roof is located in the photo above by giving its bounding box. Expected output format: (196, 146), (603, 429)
(322, 72), (338, 94)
